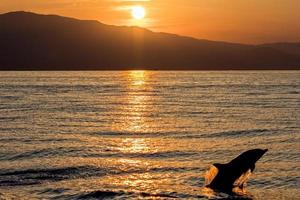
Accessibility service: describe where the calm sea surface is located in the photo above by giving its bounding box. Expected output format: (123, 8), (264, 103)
(0, 71), (299, 199)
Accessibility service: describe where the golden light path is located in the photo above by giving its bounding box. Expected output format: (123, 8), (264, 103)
(130, 70), (146, 86)
(126, 70), (147, 133)
(117, 70), (155, 189)
(118, 70), (150, 155)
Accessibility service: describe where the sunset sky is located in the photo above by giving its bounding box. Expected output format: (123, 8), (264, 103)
(1, 0), (299, 44)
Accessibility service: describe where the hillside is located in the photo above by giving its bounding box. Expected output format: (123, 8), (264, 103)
(0, 11), (299, 70)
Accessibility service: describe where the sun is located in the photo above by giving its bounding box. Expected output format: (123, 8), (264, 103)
(131, 6), (146, 20)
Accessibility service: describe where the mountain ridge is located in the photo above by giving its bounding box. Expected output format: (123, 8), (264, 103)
(0, 11), (299, 70)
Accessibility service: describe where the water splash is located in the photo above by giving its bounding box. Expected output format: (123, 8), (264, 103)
(204, 165), (253, 197)
(204, 165), (219, 186)
(234, 169), (252, 189)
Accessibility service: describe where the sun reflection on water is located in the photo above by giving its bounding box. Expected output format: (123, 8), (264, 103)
(117, 71), (153, 171)
(125, 70), (149, 133)
(120, 138), (150, 153)
(129, 70), (146, 86)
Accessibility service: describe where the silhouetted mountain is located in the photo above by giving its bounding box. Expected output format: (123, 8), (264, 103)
(260, 43), (300, 56)
(0, 11), (299, 70)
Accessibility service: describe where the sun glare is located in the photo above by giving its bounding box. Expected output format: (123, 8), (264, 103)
(131, 6), (146, 20)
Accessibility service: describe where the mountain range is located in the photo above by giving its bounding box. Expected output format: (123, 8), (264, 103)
(0, 11), (299, 70)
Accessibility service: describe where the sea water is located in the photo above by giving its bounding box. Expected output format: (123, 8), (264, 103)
(0, 71), (299, 199)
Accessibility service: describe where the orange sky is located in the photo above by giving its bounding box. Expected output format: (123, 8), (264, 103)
(1, 0), (299, 44)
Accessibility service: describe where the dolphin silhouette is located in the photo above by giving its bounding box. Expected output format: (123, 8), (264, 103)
(205, 149), (268, 192)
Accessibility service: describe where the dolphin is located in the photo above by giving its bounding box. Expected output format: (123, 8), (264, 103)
(205, 149), (268, 192)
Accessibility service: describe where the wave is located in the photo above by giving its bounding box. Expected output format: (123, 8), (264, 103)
(53, 189), (254, 200)
(75, 190), (129, 199)
(86, 130), (189, 137)
(0, 137), (77, 144)
(0, 147), (83, 161)
(0, 147), (199, 161)
(207, 129), (271, 138)
(0, 166), (108, 186)
(68, 190), (202, 199)
(0, 166), (204, 188)
(0, 165), (202, 187)
(176, 129), (272, 139)
(81, 150), (198, 160)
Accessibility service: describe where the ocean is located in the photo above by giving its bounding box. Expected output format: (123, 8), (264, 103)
(0, 71), (299, 199)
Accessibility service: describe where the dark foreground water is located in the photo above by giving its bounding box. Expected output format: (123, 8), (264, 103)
(0, 71), (299, 199)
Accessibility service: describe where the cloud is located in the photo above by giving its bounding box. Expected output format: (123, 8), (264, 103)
(113, 0), (151, 2)
(110, 0), (151, 11)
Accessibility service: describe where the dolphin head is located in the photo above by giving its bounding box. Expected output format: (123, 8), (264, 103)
(229, 149), (268, 168)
